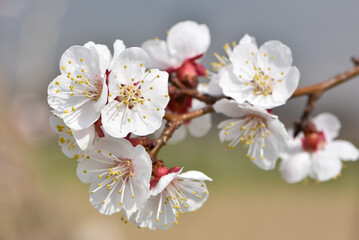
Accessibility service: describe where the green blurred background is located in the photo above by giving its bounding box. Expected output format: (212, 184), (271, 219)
(1, 0), (359, 239)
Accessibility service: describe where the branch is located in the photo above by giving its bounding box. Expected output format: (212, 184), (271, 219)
(291, 65), (359, 98)
(164, 105), (214, 122)
(149, 121), (183, 159)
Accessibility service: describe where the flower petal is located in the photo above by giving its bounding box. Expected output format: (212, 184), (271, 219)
(257, 40), (293, 75)
(178, 171), (212, 182)
(272, 66), (300, 104)
(312, 113), (341, 141)
(229, 42), (258, 80)
(167, 21), (210, 63)
(327, 140), (359, 161)
(279, 152), (312, 183)
(312, 150), (342, 182)
(239, 34), (258, 47)
(141, 39), (179, 69)
(72, 124), (96, 150)
(187, 99), (211, 138)
(84, 41), (111, 76)
(109, 39), (126, 69)
(151, 170), (182, 196)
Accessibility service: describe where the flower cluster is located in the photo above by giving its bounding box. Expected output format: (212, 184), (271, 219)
(48, 20), (359, 230)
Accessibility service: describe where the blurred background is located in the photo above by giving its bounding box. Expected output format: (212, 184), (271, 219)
(0, 0), (359, 239)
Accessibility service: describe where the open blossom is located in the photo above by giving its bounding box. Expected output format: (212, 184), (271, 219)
(218, 34), (300, 109)
(141, 20), (210, 79)
(77, 137), (152, 215)
(101, 47), (169, 138)
(48, 40), (125, 130)
(280, 113), (359, 183)
(129, 167), (212, 230)
(49, 114), (82, 158)
(214, 99), (289, 170)
(206, 34), (257, 97)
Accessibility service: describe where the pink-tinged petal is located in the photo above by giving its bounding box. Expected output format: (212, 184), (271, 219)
(167, 21), (210, 63)
(109, 39), (126, 69)
(72, 124), (96, 151)
(312, 150), (342, 182)
(272, 66), (300, 104)
(178, 171), (212, 182)
(257, 40), (293, 74)
(141, 39), (179, 69)
(229, 43), (258, 80)
(280, 152), (312, 184)
(327, 140), (359, 161)
(239, 34), (258, 47)
(151, 170), (182, 197)
(59, 45), (101, 79)
(312, 113), (341, 141)
(84, 41), (111, 75)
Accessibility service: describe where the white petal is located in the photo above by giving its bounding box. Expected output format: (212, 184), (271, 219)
(272, 66), (300, 105)
(257, 40), (293, 75)
(239, 34), (258, 47)
(327, 140), (359, 161)
(176, 180), (209, 212)
(167, 125), (187, 144)
(131, 193), (177, 230)
(206, 74), (223, 96)
(59, 45), (101, 78)
(213, 99), (245, 118)
(84, 41), (111, 75)
(312, 113), (341, 141)
(312, 150), (342, 182)
(178, 171), (212, 181)
(280, 152), (311, 183)
(218, 66), (253, 103)
(109, 39), (126, 69)
(187, 99), (211, 137)
(151, 170), (181, 196)
(111, 47), (148, 85)
(141, 39), (179, 69)
(167, 21), (210, 63)
(72, 125), (96, 150)
(229, 42), (258, 80)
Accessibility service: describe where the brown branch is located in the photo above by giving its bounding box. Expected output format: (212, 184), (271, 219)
(164, 105), (214, 122)
(149, 121), (183, 159)
(291, 65), (359, 98)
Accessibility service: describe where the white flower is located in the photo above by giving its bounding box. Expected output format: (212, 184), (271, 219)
(214, 99), (289, 170)
(141, 20), (210, 77)
(101, 47), (170, 138)
(77, 137), (152, 215)
(207, 34), (258, 97)
(48, 40), (125, 130)
(129, 167), (212, 230)
(49, 114), (82, 159)
(153, 98), (212, 144)
(280, 113), (359, 183)
(218, 34), (300, 109)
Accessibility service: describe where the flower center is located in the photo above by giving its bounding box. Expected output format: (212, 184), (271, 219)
(253, 70), (274, 96)
(115, 83), (144, 108)
(224, 115), (270, 160)
(301, 131), (326, 152)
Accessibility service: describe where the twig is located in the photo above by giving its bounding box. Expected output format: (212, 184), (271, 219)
(149, 121), (183, 159)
